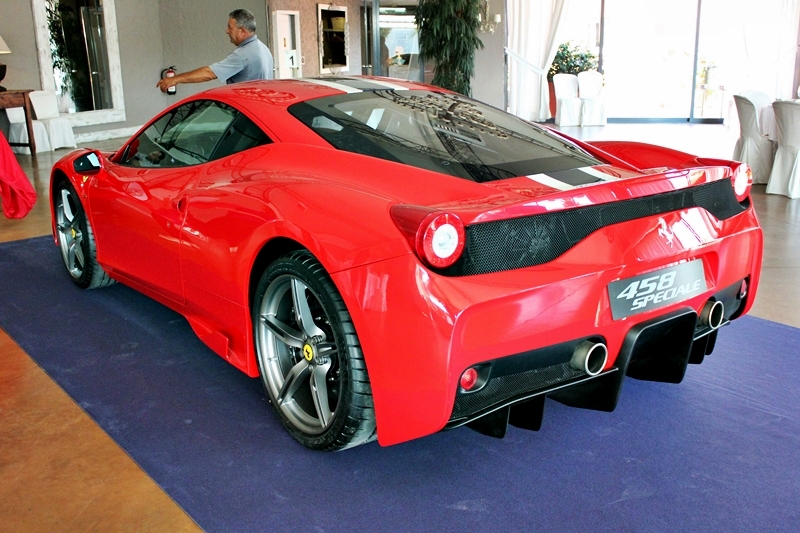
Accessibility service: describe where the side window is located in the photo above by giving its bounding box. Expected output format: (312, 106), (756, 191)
(210, 112), (272, 160)
(121, 100), (236, 168)
(120, 111), (173, 167)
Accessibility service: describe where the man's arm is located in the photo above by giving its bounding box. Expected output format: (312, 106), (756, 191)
(156, 66), (217, 92)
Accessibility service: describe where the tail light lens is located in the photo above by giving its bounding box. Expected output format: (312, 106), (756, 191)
(420, 213), (465, 268)
(460, 368), (479, 391)
(731, 163), (752, 201)
(390, 205), (466, 269)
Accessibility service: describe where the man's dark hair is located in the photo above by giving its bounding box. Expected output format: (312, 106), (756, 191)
(230, 9), (256, 33)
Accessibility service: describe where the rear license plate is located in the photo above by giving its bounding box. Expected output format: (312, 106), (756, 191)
(608, 260), (706, 320)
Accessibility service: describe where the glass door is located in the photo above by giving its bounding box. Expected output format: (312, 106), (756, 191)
(362, 1), (423, 82)
(80, 6), (112, 111)
(694, 0), (795, 119)
(360, 1), (374, 75)
(601, 0), (698, 119)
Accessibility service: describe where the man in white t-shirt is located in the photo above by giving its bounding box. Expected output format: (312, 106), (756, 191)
(157, 9), (273, 93)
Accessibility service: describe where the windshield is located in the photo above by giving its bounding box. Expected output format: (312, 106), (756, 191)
(288, 90), (602, 183)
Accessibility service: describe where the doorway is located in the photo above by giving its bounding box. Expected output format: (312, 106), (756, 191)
(360, 0), (425, 83)
(273, 10), (302, 79)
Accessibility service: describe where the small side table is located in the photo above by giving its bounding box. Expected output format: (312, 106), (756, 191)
(0, 90), (36, 156)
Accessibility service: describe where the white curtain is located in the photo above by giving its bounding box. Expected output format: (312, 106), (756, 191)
(710, 0), (800, 100)
(762, 0), (799, 100)
(700, 0), (799, 127)
(507, 0), (570, 122)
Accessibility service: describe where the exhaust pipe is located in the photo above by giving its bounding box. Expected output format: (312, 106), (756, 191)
(570, 341), (608, 377)
(699, 300), (725, 330)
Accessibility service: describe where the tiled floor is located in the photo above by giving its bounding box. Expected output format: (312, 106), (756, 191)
(1, 124), (798, 530)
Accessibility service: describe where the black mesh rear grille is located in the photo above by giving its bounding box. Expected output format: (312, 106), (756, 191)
(440, 179), (746, 277)
(450, 362), (585, 421)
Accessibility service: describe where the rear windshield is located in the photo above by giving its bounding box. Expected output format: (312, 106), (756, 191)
(288, 90), (601, 183)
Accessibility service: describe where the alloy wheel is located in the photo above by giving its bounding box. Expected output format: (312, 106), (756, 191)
(256, 274), (341, 435)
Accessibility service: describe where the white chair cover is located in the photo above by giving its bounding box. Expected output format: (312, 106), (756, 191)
(766, 100), (800, 198)
(739, 91), (771, 113)
(5, 107), (52, 154)
(732, 95), (773, 184)
(577, 70), (606, 126)
(29, 90), (77, 151)
(759, 105), (778, 141)
(553, 74), (581, 127)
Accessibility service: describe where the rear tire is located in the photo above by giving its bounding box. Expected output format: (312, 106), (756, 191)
(252, 250), (376, 451)
(54, 181), (115, 289)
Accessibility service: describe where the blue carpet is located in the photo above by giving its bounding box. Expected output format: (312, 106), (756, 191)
(1, 236), (799, 532)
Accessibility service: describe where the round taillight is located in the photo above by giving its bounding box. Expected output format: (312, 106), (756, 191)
(418, 213), (465, 269)
(732, 163), (752, 201)
(460, 368), (479, 391)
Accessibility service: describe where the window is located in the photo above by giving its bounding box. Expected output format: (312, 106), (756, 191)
(32, 0), (125, 126)
(122, 101), (235, 168)
(211, 113), (272, 160)
(540, 0), (800, 121)
(121, 101), (270, 168)
(318, 4), (349, 74)
(289, 90), (601, 183)
(602, 0), (698, 119)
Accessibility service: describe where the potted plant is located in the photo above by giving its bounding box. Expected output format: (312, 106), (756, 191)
(415, 0), (483, 96)
(547, 42), (598, 117)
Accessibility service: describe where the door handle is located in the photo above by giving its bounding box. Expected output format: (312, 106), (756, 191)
(173, 197), (187, 213)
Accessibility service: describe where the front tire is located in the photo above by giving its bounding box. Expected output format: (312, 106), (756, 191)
(253, 251), (376, 451)
(54, 181), (115, 289)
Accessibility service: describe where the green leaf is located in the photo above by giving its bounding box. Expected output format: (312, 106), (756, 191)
(415, 0), (482, 96)
(547, 42), (598, 81)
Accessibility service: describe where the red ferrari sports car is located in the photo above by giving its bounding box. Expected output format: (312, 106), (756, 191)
(50, 77), (762, 450)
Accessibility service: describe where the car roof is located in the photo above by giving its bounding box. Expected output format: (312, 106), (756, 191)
(200, 76), (441, 111)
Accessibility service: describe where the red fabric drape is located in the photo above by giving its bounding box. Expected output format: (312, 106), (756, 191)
(0, 132), (37, 219)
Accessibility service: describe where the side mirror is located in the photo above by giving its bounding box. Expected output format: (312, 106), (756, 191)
(73, 151), (103, 174)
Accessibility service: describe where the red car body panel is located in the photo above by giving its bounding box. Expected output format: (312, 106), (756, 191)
(50, 78), (763, 447)
(337, 214), (761, 444)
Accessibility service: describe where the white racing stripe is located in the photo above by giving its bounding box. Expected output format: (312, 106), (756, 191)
(526, 173), (575, 191)
(302, 78), (363, 93)
(578, 166), (617, 181)
(363, 79), (410, 91)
